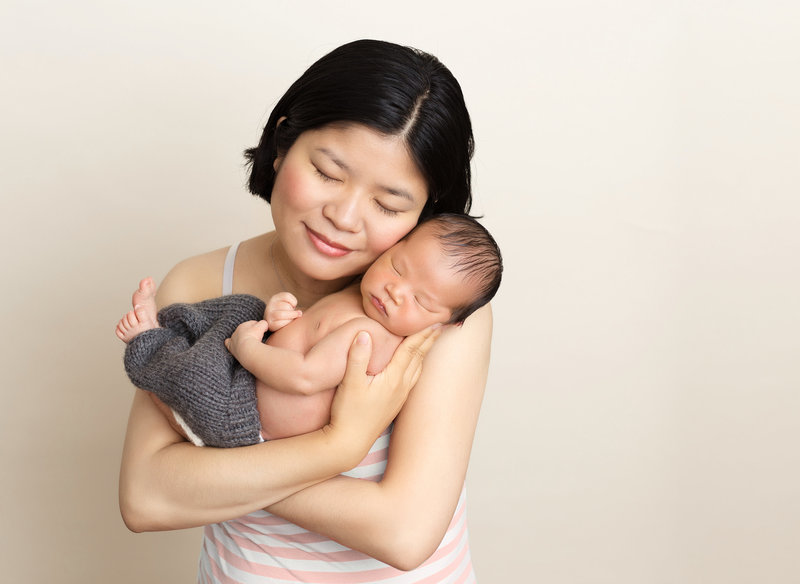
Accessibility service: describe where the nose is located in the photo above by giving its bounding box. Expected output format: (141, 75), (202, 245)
(322, 190), (362, 233)
(385, 282), (406, 305)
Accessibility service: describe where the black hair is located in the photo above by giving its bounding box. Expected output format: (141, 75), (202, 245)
(244, 39), (474, 220)
(409, 213), (502, 324)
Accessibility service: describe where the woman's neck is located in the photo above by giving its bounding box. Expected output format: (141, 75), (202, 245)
(263, 232), (357, 309)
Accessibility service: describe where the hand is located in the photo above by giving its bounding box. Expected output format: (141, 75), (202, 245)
(326, 325), (442, 463)
(266, 292), (303, 331)
(224, 319), (269, 361)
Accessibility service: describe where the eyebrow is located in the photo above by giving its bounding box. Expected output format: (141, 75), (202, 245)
(316, 147), (416, 202)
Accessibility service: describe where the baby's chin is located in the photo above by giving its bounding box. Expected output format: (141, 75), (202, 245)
(384, 320), (439, 338)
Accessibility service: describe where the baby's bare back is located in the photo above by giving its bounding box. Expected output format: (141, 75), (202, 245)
(256, 285), (401, 441)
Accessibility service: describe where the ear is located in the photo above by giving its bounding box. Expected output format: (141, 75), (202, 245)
(273, 116), (288, 172)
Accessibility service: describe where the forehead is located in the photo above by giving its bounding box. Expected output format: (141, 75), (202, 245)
(394, 227), (476, 306)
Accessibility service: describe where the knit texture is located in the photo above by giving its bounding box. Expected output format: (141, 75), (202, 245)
(124, 294), (267, 448)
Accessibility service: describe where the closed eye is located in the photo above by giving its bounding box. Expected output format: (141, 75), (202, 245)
(375, 200), (399, 216)
(414, 296), (433, 312)
(314, 168), (339, 183)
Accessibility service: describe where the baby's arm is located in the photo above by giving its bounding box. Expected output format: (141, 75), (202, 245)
(226, 317), (396, 397)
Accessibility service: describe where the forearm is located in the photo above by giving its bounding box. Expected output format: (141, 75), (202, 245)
(266, 471), (458, 570)
(119, 389), (363, 532)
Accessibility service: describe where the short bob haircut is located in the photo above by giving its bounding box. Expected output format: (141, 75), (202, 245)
(244, 39), (474, 220)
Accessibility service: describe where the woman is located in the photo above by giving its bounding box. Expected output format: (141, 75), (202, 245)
(119, 40), (492, 582)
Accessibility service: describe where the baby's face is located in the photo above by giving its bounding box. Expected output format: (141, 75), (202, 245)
(360, 226), (474, 337)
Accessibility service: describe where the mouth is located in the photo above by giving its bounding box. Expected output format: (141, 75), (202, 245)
(370, 294), (387, 317)
(305, 225), (353, 258)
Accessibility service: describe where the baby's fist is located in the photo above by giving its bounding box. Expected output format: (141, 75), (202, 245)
(225, 319), (269, 358)
(266, 292), (303, 331)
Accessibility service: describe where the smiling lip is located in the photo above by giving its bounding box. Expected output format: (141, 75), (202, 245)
(306, 226), (352, 257)
(370, 295), (387, 317)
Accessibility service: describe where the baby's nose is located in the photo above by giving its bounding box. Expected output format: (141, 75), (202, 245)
(386, 282), (403, 304)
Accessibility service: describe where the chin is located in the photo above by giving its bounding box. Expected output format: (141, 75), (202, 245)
(302, 256), (364, 283)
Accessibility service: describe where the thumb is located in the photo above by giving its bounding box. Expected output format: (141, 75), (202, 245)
(341, 331), (372, 386)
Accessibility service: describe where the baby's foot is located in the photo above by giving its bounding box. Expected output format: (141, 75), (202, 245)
(115, 277), (160, 343)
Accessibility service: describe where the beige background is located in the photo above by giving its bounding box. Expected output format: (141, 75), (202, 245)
(2, 1), (798, 582)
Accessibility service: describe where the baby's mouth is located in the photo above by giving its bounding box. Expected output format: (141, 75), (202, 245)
(370, 295), (387, 317)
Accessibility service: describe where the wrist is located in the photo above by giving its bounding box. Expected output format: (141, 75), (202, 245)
(232, 336), (259, 365)
(320, 423), (371, 471)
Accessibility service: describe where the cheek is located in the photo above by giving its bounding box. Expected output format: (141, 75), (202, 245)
(273, 163), (317, 210)
(364, 220), (418, 257)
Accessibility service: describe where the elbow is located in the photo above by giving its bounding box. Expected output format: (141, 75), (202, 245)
(291, 373), (316, 396)
(372, 521), (445, 571)
(381, 538), (440, 572)
(119, 495), (149, 533)
(119, 481), (170, 533)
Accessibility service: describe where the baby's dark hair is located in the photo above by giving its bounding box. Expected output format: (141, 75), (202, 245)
(409, 213), (503, 324)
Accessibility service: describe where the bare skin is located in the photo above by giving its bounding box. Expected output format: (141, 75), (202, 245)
(115, 277), (159, 343)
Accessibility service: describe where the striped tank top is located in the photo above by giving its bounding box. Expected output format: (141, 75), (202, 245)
(197, 427), (476, 583)
(197, 244), (477, 583)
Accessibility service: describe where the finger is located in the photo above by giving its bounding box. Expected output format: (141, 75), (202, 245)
(392, 325), (442, 371)
(394, 325), (443, 388)
(340, 331), (372, 388)
(224, 338), (231, 350)
(283, 292), (299, 308)
(273, 310), (302, 321)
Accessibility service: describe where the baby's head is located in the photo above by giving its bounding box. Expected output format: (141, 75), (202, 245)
(360, 214), (503, 336)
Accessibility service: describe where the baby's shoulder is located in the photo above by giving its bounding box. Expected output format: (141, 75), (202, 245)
(308, 286), (365, 328)
(337, 316), (402, 375)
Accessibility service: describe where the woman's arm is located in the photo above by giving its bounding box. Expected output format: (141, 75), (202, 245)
(118, 253), (437, 532)
(120, 389), (358, 531)
(266, 304), (493, 571)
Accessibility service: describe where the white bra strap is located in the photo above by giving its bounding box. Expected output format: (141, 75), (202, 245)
(222, 242), (240, 296)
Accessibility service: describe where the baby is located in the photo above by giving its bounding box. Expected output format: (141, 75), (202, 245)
(117, 214), (502, 447)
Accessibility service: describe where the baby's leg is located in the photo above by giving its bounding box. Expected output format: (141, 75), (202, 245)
(116, 277), (160, 343)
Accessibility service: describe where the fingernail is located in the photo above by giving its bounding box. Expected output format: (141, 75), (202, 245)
(430, 323), (443, 330)
(356, 331), (370, 345)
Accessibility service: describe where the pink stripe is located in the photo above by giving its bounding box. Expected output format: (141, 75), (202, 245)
(357, 445), (389, 467)
(227, 529), (370, 562)
(454, 558), (475, 584)
(213, 536), (406, 583)
(207, 507), (471, 583)
(416, 541), (470, 584)
(232, 513), (287, 526)
(205, 535), (247, 584)
(234, 523), (332, 544)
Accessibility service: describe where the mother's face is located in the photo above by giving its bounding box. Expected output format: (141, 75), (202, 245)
(270, 123), (429, 282)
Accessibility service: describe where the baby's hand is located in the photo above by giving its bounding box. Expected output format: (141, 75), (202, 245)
(225, 320), (269, 360)
(266, 292), (303, 331)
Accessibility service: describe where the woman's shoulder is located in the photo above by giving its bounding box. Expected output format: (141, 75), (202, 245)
(155, 245), (231, 307)
(426, 303), (493, 364)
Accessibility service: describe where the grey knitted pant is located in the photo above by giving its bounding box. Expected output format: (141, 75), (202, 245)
(123, 294), (267, 448)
